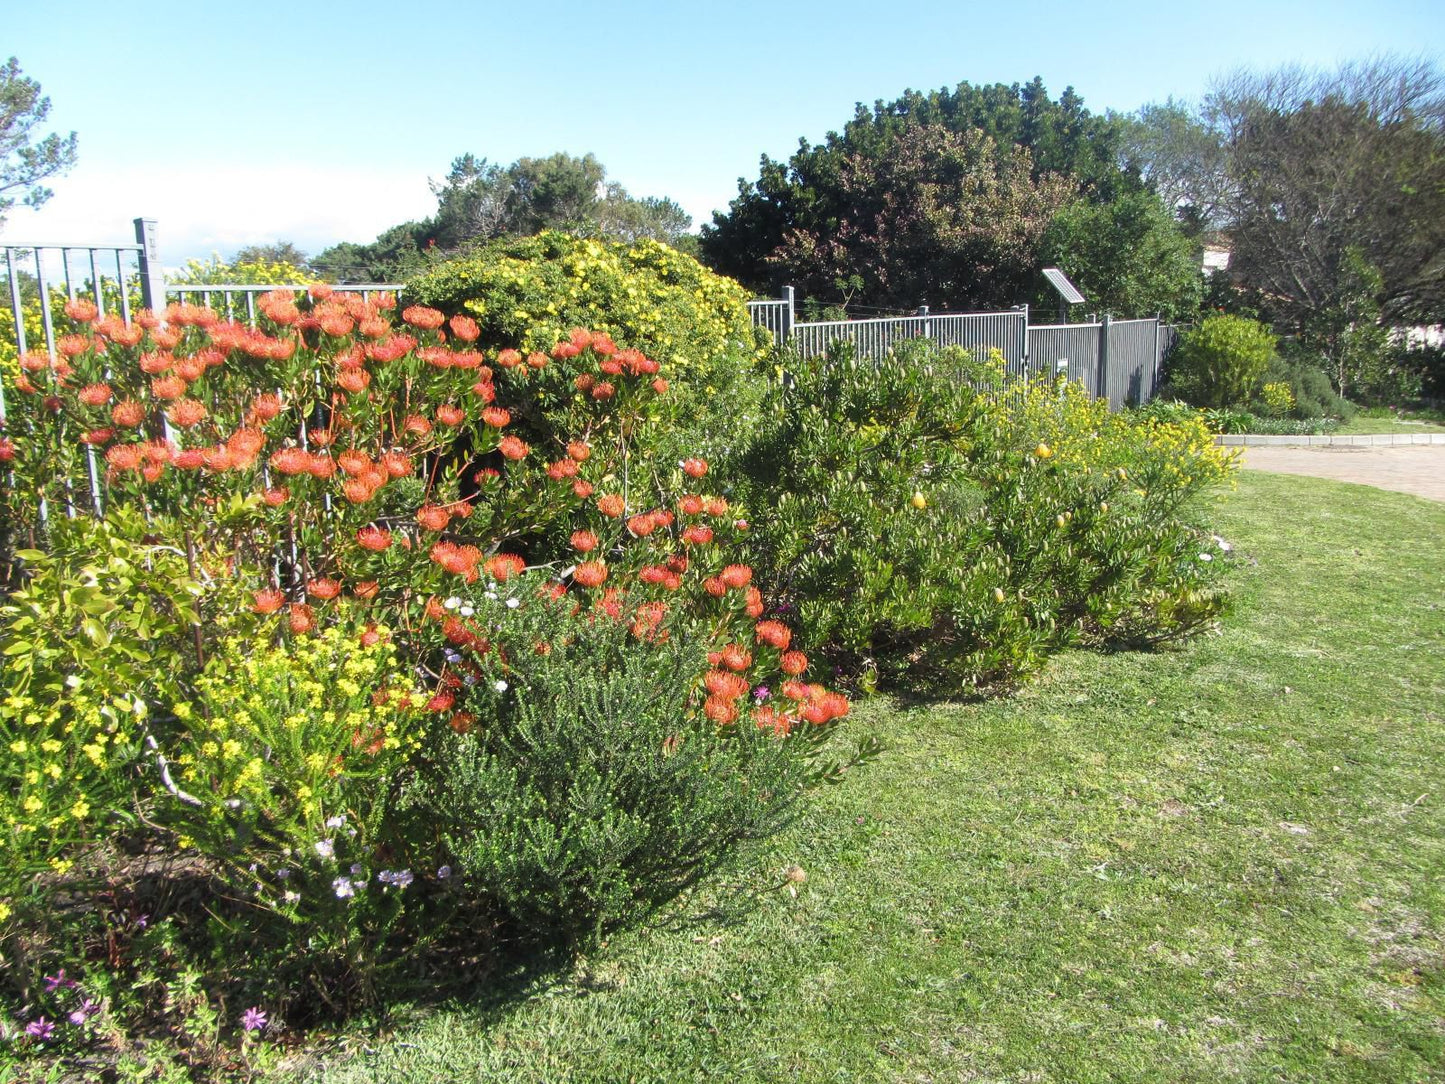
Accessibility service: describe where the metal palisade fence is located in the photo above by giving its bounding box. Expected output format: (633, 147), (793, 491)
(750, 289), (1176, 410)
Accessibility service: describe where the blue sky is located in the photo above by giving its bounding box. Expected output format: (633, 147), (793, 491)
(3, 0), (1440, 263)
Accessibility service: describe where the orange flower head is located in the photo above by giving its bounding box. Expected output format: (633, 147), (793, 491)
(79, 383), (113, 407)
(679, 494), (704, 516)
(705, 497), (730, 517)
(448, 314), (480, 341)
(552, 341), (581, 360)
(572, 479), (594, 500)
(287, 604), (315, 634)
(570, 530), (599, 553)
(357, 525), (392, 552)
(755, 620), (792, 650)
(471, 379), (496, 402)
(590, 381), (615, 401)
(402, 305), (446, 330)
(546, 458), (579, 481)
(151, 374), (187, 400)
(704, 670), (749, 700)
(81, 428), (115, 446)
(567, 440), (591, 462)
(57, 333), (90, 358)
(354, 580), (380, 600)
(111, 400), (146, 428)
(105, 444), (143, 472)
(306, 453), (336, 478)
(337, 368), (371, 394)
(449, 711), (475, 735)
(474, 466), (501, 486)
(574, 372), (594, 393)
(574, 561), (608, 589)
(308, 577), (342, 601)
(626, 512), (659, 537)
(175, 449), (205, 470)
(682, 457), (708, 478)
(704, 697), (739, 725)
(481, 406), (510, 428)
(702, 576), (726, 598)
(498, 435), (528, 460)
(166, 399), (208, 428)
(720, 564), (752, 589)
(745, 586), (764, 618)
(651, 378), (669, 395)
(780, 651), (809, 676)
(485, 553), (526, 581)
(496, 348), (523, 369)
(174, 356), (207, 381)
(681, 525), (713, 546)
(64, 298), (99, 323)
(597, 493), (625, 518)
(402, 414), (432, 437)
(263, 487), (289, 507)
(436, 404), (465, 426)
(381, 450), (413, 478)
(252, 588), (285, 614)
(721, 644), (752, 672)
(526, 351), (548, 369)
(308, 427), (335, 448)
(417, 504), (451, 531)
(251, 393), (283, 421)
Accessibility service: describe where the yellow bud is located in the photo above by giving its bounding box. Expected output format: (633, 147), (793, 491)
(1056, 514), (1067, 528)
(1100, 502), (1109, 513)
(911, 491), (927, 510)
(1034, 443), (1053, 459)
(993, 587), (1006, 604)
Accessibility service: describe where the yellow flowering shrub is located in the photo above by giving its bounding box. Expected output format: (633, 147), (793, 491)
(167, 613), (422, 899)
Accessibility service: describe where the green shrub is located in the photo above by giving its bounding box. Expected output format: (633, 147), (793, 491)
(407, 595), (857, 946)
(1171, 314), (1277, 408)
(736, 341), (1236, 694)
(403, 229), (770, 471)
(1264, 346), (1358, 420)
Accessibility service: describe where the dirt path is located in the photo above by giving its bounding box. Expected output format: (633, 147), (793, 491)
(1236, 444), (1445, 503)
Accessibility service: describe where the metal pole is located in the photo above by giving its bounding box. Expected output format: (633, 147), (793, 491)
(781, 285), (795, 342)
(1099, 313), (1112, 403)
(134, 218), (165, 316)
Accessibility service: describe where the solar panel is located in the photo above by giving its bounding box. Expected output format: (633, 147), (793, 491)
(1041, 268), (1086, 305)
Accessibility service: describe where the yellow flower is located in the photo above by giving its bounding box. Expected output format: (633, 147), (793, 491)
(70, 798), (90, 821)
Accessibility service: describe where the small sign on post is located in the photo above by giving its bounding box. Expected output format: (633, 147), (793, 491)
(134, 218), (165, 314)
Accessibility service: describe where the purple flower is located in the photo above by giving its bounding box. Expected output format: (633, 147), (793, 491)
(25, 1017), (55, 1041)
(436, 865), (452, 880)
(68, 998), (99, 1026)
(241, 1006), (268, 1033)
(377, 868), (414, 889)
(42, 969), (76, 993)
(752, 685), (771, 702)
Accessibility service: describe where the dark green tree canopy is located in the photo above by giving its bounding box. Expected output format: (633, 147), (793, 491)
(699, 77), (1171, 313)
(0, 57), (78, 227)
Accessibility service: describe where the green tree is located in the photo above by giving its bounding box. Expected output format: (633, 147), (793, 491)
(0, 57), (78, 226)
(1038, 190), (1204, 321)
(1114, 98), (1230, 235)
(231, 240), (311, 272)
(1207, 57), (1445, 328)
(700, 77), (1141, 305)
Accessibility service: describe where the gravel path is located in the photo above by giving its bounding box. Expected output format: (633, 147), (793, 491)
(1236, 444), (1445, 503)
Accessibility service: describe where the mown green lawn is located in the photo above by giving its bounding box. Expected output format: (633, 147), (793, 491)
(1334, 417), (1445, 435)
(289, 471), (1445, 1084)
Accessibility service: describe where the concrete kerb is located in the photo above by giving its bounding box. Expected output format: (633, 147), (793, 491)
(1215, 433), (1445, 447)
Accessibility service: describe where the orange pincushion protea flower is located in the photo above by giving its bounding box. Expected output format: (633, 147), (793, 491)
(678, 494), (704, 516)
(81, 428), (114, 445)
(705, 497), (730, 517)
(755, 620), (792, 650)
(572, 479), (594, 500)
(704, 697), (739, 724)
(105, 444), (143, 472)
(402, 305), (446, 330)
(166, 399), (208, 428)
(481, 406), (510, 428)
(262, 487), (289, 507)
(287, 604), (316, 634)
(702, 577), (726, 598)
(780, 651), (808, 675)
(402, 414), (432, 437)
(56, 334), (89, 358)
(64, 298), (99, 322)
(496, 349), (523, 369)
(652, 378), (668, 395)
(337, 449), (372, 475)
(590, 382), (615, 401)
(307, 578), (342, 601)
(682, 457), (708, 478)
(681, 525), (713, 546)
(570, 530), (599, 553)
(754, 706), (792, 736)
(252, 588), (285, 614)
(626, 512), (659, 536)
(342, 478), (375, 503)
(745, 586), (764, 618)
(448, 314), (480, 341)
(720, 564), (752, 589)
(151, 375), (187, 400)
(203, 445), (237, 472)
(111, 400), (146, 428)
(337, 368), (371, 394)
(250, 393), (283, 421)
(78, 383), (113, 407)
(596, 493), (625, 517)
(356, 526), (392, 552)
(546, 458), (579, 480)
(704, 670), (750, 700)
(436, 404), (465, 426)
(485, 553), (527, 581)
(566, 440), (591, 462)
(417, 505), (451, 531)
(720, 644), (752, 672)
(381, 450), (412, 478)
(498, 435), (528, 460)
(573, 561), (608, 588)
(354, 581), (380, 600)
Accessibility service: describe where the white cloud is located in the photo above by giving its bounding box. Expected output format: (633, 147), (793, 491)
(0, 160), (437, 263)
